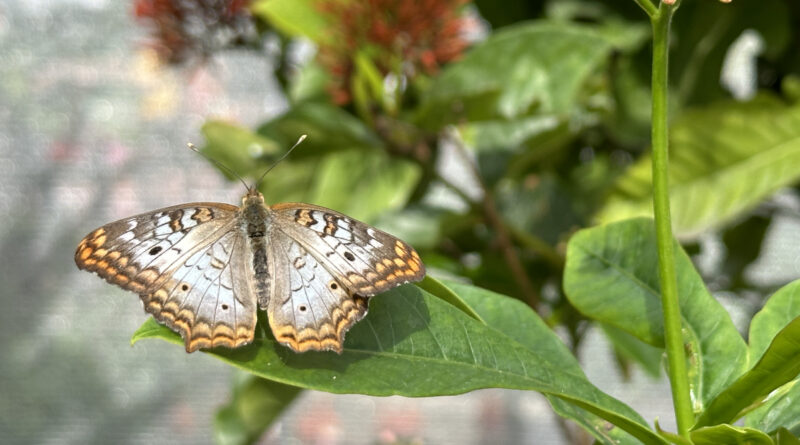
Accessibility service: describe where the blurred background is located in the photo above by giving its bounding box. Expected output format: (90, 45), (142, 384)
(2, 0), (800, 444)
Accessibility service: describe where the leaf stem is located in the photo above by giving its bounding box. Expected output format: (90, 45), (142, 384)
(649, 2), (694, 437)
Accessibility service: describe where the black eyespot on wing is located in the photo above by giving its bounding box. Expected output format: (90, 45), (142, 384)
(344, 252), (355, 261)
(149, 246), (163, 255)
(299, 305), (307, 312)
(221, 304), (229, 310)
(181, 283), (189, 291)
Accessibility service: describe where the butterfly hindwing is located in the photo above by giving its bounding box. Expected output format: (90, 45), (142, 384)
(140, 228), (257, 352)
(266, 237), (369, 353)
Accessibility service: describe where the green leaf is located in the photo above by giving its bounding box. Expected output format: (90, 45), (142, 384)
(458, 115), (563, 152)
(745, 381), (800, 434)
(257, 101), (384, 157)
(445, 280), (645, 444)
(214, 374), (301, 445)
(749, 280), (800, 363)
(415, 277), (485, 324)
(601, 323), (664, 378)
(597, 98), (800, 238)
(250, 0), (329, 42)
(132, 285), (666, 444)
(690, 424), (773, 445)
(563, 218), (748, 409)
(695, 314), (800, 428)
(306, 148), (420, 222)
(418, 21), (615, 127)
(201, 120), (283, 179)
(775, 428), (800, 445)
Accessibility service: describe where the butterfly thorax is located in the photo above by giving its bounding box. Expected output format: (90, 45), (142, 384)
(241, 191), (272, 307)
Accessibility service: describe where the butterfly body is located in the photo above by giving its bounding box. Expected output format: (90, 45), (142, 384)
(75, 189), (425, 354)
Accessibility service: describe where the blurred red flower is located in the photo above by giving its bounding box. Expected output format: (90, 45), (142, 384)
(317, 0), (471, 104)
(133, 0), (256, 64)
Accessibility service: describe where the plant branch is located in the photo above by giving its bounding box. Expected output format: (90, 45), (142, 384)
(649, 1), (694, 437)
(633, 0), (658, 18)
(447, 132), (540, 309)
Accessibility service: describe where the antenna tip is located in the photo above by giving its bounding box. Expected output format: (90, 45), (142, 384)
(297, 134), (307, 144)
(186, 142), (199, 152)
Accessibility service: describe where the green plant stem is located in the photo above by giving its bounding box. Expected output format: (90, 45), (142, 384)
(650, 2), (693, 437)
(633, 0), (658, 17)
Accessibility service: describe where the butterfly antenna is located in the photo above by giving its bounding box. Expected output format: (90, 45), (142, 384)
(186, 143), (251, 191)
(254, 134), (307, 190)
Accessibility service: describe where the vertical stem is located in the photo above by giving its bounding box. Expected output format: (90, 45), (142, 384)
(650, 2), (694, 437)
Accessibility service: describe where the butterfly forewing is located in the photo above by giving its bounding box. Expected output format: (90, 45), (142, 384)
(75, 203), (257, 351)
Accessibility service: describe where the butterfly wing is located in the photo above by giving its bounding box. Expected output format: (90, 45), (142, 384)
(265, 203), (425, 353)
(75, 203), (258, 352)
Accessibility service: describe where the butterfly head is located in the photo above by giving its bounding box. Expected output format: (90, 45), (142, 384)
(242, 188), (265, 207)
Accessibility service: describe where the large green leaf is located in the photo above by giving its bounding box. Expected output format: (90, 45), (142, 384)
(563, 218), (748, 409)
(214, 374), (301, 445)
(597, 98), (800, 238)
(132, 284), (665, 444)
(417, 21), (615, 127)
(444, 280), (644, 444)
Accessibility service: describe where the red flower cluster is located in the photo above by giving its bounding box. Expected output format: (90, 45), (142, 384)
(317, 0), (471, 104)
(133, 0), (255, 64)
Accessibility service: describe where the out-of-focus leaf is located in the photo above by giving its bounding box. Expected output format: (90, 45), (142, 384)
(720, 215), (771, 289)
(250, 0), (329, 42)
(690, 424), (772, 445)
(307, 148), (419, 222)
(458, 115), (563, 152)
(671, 0), (790, 105)
(132, 285), (666, 444)
(289, 61), (330, 104)
(473, 0), (543, 28)
(201, 120), (283, 179)
(775, 428), (800, 445)
(418, 21), (616, 127)
(496, 173), (582, 246)
(257, 101), (384, 157)
(601, 324), (663, 379)
(214, 374), (301, 445)
(563, 218), (748, 409)
(597, 98), (800, 238)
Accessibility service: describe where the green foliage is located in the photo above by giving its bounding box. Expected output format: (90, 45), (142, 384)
(131, 0), (800, 442)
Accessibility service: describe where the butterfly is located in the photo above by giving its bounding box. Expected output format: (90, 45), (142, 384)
(74, 144), (425, 354)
